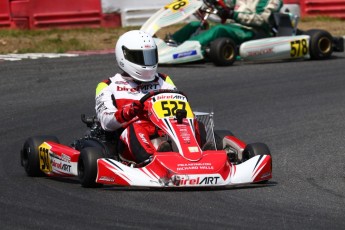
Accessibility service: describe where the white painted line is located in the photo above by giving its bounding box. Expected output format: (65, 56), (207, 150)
(0, 53), (79, 61)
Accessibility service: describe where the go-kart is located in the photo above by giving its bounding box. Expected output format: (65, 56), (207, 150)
(20, 90), (272, 188)
(140, 0), (344, 66)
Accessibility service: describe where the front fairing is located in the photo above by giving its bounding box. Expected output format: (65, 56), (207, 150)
(145, 92), (202, 161)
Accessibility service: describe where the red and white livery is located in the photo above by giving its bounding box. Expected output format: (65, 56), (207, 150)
(21, 90), (272, 188)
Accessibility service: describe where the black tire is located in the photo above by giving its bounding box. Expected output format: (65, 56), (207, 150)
(78, 147), (104, 188)
(305, 29), (333, 60)
(214, 130), (234, 150)
(209, 37), (237, 66)
(242, 142), (271, 162)
(243, 143), (271, 184)
(21, 135), (60, 177)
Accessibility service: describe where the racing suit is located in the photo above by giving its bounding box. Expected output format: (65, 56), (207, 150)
(95, 73), (177, 163)
(172, 0), (283, 46)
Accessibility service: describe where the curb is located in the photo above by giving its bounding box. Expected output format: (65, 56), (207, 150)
(67, 49), (114, 56)
(0, 53), (78, 61)
(0, 49), (114, 61)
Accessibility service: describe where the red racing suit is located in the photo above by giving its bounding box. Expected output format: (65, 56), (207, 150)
(95, 73), (177, 163)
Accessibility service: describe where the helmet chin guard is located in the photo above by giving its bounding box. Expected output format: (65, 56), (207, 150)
(115, 30), (158, 82)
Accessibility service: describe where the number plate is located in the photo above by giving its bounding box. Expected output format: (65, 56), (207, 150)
(290, 38), (308, 58)
(152, 94), (193, 119)
(165, 0), (189, 12)
(39, 142), (52, 172)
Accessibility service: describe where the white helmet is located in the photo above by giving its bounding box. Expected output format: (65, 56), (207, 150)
(115, 30), (158, 82)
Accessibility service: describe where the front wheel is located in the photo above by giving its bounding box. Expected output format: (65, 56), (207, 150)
(78, 147), (104, 188)
(209, 37), (237, 66)
(243, 143), (271, 183)
(305, 29), (333, 60)
(242, 142), (271, 162)
(21, 135), (60, 177)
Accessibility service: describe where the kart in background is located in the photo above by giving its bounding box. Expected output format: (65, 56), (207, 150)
(140, 0), (344, 66)
(20, 90), (272, 188)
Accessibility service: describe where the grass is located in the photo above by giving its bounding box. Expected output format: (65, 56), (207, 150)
(0, 17), (344, 54)
(0, 27), (135, 54)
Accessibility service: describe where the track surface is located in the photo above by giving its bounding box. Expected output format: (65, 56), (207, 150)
(1, 53), (345, 229)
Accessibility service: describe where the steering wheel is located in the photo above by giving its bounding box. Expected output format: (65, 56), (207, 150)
(139, 89), (187, 105)
(121, 90), (187, 129)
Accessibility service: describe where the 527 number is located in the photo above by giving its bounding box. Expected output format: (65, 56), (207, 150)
(290, 39), (308, 58)
(161, 101), (186, 117)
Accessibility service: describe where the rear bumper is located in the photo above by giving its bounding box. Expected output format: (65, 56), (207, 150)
(333, 36), (344, 52)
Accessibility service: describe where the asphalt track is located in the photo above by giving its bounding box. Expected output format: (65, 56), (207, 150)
(1, 53), (345, 229)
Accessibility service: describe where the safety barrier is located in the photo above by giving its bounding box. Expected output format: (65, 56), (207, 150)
(1, 0), (344, 30)
(0, 0), (121, 29)
(107, 0), (171, 27)
(121, 6), (163, 27)
(301, 0), (345, 19)
(0, 0), (11, 28)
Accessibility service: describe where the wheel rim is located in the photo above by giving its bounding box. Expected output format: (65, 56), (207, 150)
(318, 37), (332, 54)
(223, 43), (235, 60)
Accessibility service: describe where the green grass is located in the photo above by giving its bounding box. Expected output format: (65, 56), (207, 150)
(0, 26), (141, 54)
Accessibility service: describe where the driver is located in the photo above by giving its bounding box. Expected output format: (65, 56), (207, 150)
(170, 0), (283, 46)
(95, 30), (204, 164)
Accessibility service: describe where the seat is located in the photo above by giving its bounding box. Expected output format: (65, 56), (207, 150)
(272, 13), (295, 36)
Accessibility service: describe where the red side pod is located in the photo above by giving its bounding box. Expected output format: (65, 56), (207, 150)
(252, 155), (272, 182)
(46, 141), (80, 163)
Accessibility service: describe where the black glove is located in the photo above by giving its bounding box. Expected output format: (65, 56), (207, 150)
(218, 8), (234, 20)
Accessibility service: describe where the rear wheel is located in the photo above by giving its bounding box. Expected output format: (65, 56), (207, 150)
(21, 135), (60, 177)
(214, 130), (234, 150)
(305, 29), (333, 60)
(214, 130), (239, 162)
(209, 37), (237, 66)
(78, 147), (104, 188)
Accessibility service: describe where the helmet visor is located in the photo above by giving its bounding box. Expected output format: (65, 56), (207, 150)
(122, 46), (158, 66)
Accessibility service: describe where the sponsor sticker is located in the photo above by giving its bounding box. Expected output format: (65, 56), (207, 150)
(172, 174), (223, 186)
(99, 176), (115, 182)
(177, 162), (214, 171)
(188, 146), (199, 152)
(52, 160), (72, 173)
(173, 50), (197, 59)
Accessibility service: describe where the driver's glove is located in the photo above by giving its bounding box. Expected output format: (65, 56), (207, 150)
(218, 8), (234, 21)
(115, 100), (143, 123)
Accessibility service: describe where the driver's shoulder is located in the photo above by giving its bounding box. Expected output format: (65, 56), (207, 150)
(157, 73), (175, 86)
(96, 74), (123, 96)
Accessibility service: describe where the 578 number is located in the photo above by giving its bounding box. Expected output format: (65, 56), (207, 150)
(290, 39), (308, 58)
(165, 0), (188, 11)
(161, 101), (186, 117)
